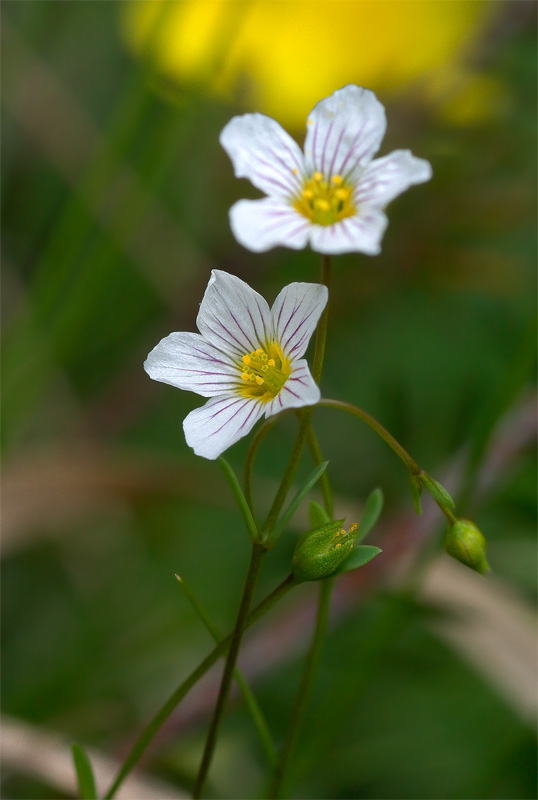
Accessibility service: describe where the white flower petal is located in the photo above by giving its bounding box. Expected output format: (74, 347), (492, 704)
(264, 359), (320, 417)
(271, 282), (328, 360)
(183, 395), (264, 460)
(220, 113), (305, 199)
(304, 85), (386, 180)
(197, 270), (272, 358)
(355, 150), (432, 207)
(229, 198), (311, 253)
(308, 211), (388, 256)
(144, 331), (238, 397)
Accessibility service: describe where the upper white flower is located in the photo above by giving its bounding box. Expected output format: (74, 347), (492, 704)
(144, 270), (327, 460)
(220, 84), (432, 256)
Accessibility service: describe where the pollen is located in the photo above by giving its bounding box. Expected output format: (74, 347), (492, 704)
(238, 344), (291, 401)
(293, 171), (356, 226)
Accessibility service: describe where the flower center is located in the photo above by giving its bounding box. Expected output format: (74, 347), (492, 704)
(239, 344), (291, 401)
(293, 172), (356, 226)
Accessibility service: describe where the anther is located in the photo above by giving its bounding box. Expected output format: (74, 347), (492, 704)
(314, 198), (330, 212)
(268, 358), (275, 367)
(255, 348), (263, 356)
(331, 174), (343, 185)
(302, 189), (314, 199)
(313, 171), (323, 182)
(241, 372), (250, 381)
(335, 188), (349, 201)
(262, 365), (268, 372)
(255, 376), (264, 386)
(242, 354), (251, 365)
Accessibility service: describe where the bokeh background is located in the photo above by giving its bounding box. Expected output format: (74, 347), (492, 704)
(1, 1), (537, 798)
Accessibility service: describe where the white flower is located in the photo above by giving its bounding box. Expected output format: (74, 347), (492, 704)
(144, 270), (327, 460)
(220, 84), (432, 256)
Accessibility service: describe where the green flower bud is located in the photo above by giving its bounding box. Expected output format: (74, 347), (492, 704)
(444, 519), (489, 574)
(292, 520), (358, 582)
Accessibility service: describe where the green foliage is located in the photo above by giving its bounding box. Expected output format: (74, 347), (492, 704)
(71, 743), (97, 800)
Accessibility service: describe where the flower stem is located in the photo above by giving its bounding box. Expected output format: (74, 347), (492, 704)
(271, 577), (332, 799)
(104, 574), (295, 800)
(192, 541), (267, 799)
(260, 255), (332, 538)
(319, 398), (457, 523)
(271, 253), (335, 798)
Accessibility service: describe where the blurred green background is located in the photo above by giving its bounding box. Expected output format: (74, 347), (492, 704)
(1, 2), (536, 799)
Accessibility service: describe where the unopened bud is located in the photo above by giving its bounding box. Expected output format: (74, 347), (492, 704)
(292, 520), (358, 582)
(444, 519), (489, 574)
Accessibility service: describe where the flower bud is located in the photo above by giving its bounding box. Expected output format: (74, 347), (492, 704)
(444, 519), (489, 574)
(292, 520), (358, 582)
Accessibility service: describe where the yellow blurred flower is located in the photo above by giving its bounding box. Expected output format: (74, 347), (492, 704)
(121, 0), (499, 127)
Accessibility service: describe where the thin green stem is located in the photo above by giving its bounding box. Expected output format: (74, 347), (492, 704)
(193, 542), (267, 799)
(305, 424), (333, 519)
(319, 398), (457, 524)
(104, 574), (295, 799)
(260, 255), (332, 538)
(270, 253), (335, 798)
(176, 575), (277, 769)
(271, 578), (333, 799)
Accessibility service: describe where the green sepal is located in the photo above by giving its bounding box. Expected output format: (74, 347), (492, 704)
(293, 519), (353, 582)
(444, 519), (489, 574)
(335, 545), (383, 574)
(309, 500), (331, 529)
(409, 474), (423, 515)
(71, 742), (97, 800)
(422, 474), (455, 509)
(356, 487), (383, 543)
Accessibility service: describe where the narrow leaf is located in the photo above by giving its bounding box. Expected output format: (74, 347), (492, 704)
(309, 500), (330, 529)
(218, 457), (259, 542)
(336, 545), (383, 574)
(272, 461), (329, 540)
(71, 743), (97, 800)
(175, 575), (277, 767)
(422, 474), (455, 509)
(409, 473), (423, 515)
(356, 488), (384, 544)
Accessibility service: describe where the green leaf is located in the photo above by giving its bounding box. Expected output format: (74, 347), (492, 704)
(272, 461), (329, 541)
(356, 488), (384, 543)
(309, 500), (331, 529)
(409, 474), (423, 515)
(422, 474), (455, 509)
(336, 545), (383, 574)
(71, 743), (97, 800)
(218, 457), (260, 542)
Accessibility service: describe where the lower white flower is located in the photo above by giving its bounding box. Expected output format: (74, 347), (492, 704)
(220, 84), (432, 256)
(144, 270), (328, 459)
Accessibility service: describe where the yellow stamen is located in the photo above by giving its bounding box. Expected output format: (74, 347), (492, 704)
(293, 171), (356, 226)
(335, 188), (350, 201)
(238, 345), (291, 402)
